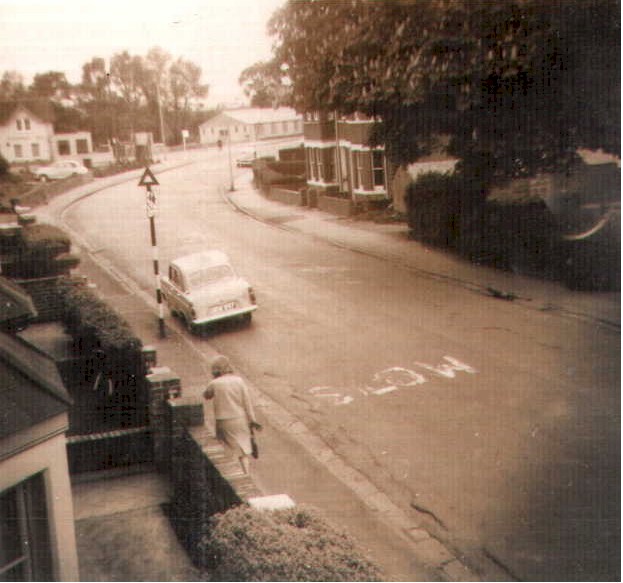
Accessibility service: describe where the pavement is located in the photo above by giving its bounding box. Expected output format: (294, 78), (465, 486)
(40, 160), (619, 582)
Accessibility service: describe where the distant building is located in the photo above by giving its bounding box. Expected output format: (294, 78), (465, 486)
(198, 107), (303, 145)
(303, 112), (389, 203)
(0, 101), (55, 163)
(0, 276), (79, 581)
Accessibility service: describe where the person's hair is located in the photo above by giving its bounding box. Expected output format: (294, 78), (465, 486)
(212, 355), (234, 377)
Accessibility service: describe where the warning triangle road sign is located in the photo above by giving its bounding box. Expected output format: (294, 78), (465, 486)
(138, 167), (159, 187)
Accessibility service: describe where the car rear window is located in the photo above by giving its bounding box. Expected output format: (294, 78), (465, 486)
(187, 264), (234, 288)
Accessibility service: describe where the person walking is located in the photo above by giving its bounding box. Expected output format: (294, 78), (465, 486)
(203, 355), (261, 474)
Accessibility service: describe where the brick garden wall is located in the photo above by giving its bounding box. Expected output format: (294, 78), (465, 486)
(146, 367), (261, 564)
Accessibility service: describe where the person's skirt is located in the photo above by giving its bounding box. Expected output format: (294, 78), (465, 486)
(215, 417), (252, 456)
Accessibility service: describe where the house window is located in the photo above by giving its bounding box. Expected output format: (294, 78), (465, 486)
(326, 148), (335, 182)
(13, 144), (22, 158)
(76, 139), (89, 154)
(0, 473), (53, 581)
(24, 119), (30, 131)
(16, 119), (22, 131)
(354, 151), (364, 189)
(31, 143), (40, 158)
(316, 149), (324, 181)
(57, 140), (70, 156)
(372, 150), (385, 188)
(271, 122), (278, 134)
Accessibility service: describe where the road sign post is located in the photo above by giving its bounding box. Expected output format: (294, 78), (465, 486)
(138, 167), (165, 338)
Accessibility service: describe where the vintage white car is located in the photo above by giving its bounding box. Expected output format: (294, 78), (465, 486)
(31, 160), (89, 181)
(161, 250), (256, 332)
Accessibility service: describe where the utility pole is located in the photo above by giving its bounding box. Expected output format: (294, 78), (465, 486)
(156, 83), (166, 145)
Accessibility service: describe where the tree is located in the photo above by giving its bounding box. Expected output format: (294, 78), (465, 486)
(0, 71), (27, 100)
(267, 0), (620, 183)
(168, 57), (208, 140)
(110, 51), (144, 137)
(29, 71), (71, 101)
(79, 57), (113, 143)
(239, 60), (290, 107)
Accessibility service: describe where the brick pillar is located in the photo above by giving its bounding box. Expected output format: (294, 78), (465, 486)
(146, 366), (181, 473)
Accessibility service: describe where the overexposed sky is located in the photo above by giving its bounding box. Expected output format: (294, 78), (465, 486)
(0, 0), (285, 105)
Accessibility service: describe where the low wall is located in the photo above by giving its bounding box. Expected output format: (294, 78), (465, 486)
(269, 186), (305, 206)
(160, 397), (261, 565)
(318, 194), (354, 217)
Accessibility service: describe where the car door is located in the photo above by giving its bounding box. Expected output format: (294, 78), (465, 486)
(162, 265), (187, 316)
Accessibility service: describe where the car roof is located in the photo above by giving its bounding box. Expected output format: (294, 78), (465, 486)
(171, 250), (231, 272)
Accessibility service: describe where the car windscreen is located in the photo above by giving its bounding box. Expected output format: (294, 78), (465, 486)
(187, 264), (235, 288)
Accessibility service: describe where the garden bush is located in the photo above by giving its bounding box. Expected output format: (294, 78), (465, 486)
(198, 505), (381, 582)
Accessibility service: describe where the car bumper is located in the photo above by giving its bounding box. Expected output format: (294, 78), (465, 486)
(192, 304), (257, 325)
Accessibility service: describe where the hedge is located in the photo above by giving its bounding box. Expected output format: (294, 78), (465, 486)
(58, 280), (142, 355)
(198, 505), (382, 582)
(0, 223), (79, 278)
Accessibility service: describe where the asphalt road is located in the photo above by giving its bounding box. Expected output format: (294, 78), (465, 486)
(63, 149), (620, 581)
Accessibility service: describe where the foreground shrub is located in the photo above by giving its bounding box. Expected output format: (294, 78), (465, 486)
(199, 505), (381, 582)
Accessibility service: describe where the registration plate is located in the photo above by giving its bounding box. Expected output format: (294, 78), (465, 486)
(213, 301), (236, 313)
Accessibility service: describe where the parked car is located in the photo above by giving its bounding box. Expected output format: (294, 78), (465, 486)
(161, 250), (257, 332)
(32, 160), (89, 182)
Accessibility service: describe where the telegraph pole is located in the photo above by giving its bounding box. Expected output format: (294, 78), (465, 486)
(138, 167), (165, 338)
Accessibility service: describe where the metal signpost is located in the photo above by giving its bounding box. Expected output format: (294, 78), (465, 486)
(138, 167), (165, 338)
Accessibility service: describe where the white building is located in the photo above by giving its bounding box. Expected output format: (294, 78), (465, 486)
(0, 101), (95, 165)
(198, 107), (303, 145)
(0, 101), (55, 163)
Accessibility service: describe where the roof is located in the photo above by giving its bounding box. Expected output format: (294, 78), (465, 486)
(0, 276), (37, 324)
(0, 99), (55, 125)
(202, 107), (301, 127)
(0, 331), (72, 439)
(171, 250), (230, 273)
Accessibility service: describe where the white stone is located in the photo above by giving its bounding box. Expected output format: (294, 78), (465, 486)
(248, 494), (296, 511)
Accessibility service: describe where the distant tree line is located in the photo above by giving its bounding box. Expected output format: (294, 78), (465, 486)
(241, 0), (620, 185)
(0, 46), (214, 146)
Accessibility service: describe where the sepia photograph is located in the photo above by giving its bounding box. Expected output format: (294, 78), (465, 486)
(0, 0), (619, 581)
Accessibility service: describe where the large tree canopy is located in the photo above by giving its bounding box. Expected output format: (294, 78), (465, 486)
(267, 0), (620, 180)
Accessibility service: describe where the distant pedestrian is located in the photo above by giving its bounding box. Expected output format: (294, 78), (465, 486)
(203, 355), (261, 474)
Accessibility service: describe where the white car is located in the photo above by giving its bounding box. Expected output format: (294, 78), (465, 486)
(32, 160), (89, 182)
(161, 250), (257, 332)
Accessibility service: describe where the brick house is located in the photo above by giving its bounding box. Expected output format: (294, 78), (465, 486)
(0, 276), (79, 581)
(199, 107), (303, 145)
(303, 112), (389, 204)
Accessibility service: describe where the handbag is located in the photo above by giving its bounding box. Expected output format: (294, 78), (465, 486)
(251, 435), (259, 459)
